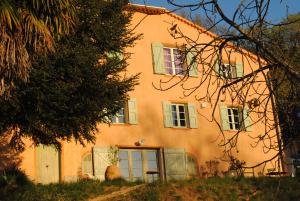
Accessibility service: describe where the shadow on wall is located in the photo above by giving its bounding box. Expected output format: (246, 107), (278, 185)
(0, 133), (22, 171)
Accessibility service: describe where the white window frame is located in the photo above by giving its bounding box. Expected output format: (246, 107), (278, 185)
(112, 107), (126, 124)
(163, 47), (184, 75)
(171, 103), (187, 128)
(227, 107), (243, 131)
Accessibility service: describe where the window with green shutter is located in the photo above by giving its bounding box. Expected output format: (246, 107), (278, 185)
(215, 60), (244, 79)
(152, 43), (198, 77)
(111, 98), (138, 125)
(220, 105), (253, 131)
(162, 102), (198, 128)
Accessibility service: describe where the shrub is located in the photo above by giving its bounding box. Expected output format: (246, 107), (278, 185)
(0, 166), (31, 188)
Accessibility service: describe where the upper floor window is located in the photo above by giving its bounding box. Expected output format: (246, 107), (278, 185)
(227, 107), (242, 130)
(162, 101), (198, 129)
(152, 43), (198, 77)
(163, 47), (184, 75)
(171, 104), (187, 127)
(112, 108), (126, 124)
(215, 60), (244, 79)
(111, 98), (138, 125)
(220, 105), (253, 131)
(221, 63), (237, 79)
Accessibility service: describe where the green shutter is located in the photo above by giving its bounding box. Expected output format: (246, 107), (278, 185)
(188, 103), (198, 128)
(243, 107), (253, 131)
(236, 62), (244, 78)
(152, 43), (165, 74)
(82, 154), (93, 176)
(93, 147), (111, 181)
(162, 101), (172, 127)
(220, 105), (230, 131)
(214, 58), (222, 77)
(128, 98), (138, 124)
(164, 148), (187, 180)
(186, 48), (198, 77)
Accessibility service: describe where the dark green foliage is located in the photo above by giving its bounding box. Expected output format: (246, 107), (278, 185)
(0, 0), (141, 150)
(0, 166), (32, 189)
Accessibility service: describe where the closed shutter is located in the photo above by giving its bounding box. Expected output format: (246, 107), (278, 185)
(188, 103), (198, 128)
(93, 147), (111, 181)
(152, 43), (165, 74)
(220, 105), (230, 131)
(186, 48), (198, 77)
(82, 154), (93, 176)
(162, 101), (172, 127)
(243, 107), (253, 131)
(164, 148), (187, 180)
(236, 62), (244, 78)
(128, 98), (138, 124)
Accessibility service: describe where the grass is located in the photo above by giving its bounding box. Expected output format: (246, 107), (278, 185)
(0, 175), (299, 201)
(0, 178), (137, 201)
(115, 177), (300, 201)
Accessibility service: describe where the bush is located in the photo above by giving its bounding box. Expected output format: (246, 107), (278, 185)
(0, 166), (32, 188)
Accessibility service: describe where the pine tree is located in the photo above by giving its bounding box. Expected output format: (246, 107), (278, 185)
(0, 0), (141, 150)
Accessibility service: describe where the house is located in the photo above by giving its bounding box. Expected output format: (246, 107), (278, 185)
(19, 4), (278, 184)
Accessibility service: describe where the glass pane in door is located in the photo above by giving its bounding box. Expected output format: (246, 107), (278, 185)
(146, 151), (159, 182)
(132, 151), (143, 181)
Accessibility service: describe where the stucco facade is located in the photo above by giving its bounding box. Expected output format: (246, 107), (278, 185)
(19, 4), (277, 184)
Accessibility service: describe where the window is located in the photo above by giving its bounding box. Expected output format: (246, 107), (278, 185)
(163, 47), (184, 75)
(215, 59), (244, 79)
(111, 98), (138, 125)
(227, 107), (243, 130)
(171, 104), (187, 128)
(112, 108), (126, 124)
(152, 43), (198, 77)
(220, 105), (253, 131)
(119, 149), (160, 182)
(221, 63), (237, 79)
(163, 102), (198, 128)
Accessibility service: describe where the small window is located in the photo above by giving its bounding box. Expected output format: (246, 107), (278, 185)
(112, 108), (126, 124)
(163, 47), (185, 75)
(171, 104), (187, 128)
(221, 63), (237, 79)
(227, 107), (243, 130)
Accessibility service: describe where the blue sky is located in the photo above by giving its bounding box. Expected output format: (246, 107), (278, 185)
(130, 0), (300, 22)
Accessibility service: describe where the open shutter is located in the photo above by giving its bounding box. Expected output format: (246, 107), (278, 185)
(243, 107), (253, 131)
(236, 62), (244, 78)
(214, 59), (222, 77)
(162, 101), (172, 127)
(220, 105), (230, 131)
(164, 148), (187, 180)
(188, 103), (198, 128)
(128, 98), (138, 124)
(186, 48), (198, 77)
(152, 43), (165, 74)
(93, 147), (111, 181)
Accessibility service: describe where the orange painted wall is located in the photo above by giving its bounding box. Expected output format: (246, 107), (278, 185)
(19, 9), (277, 182)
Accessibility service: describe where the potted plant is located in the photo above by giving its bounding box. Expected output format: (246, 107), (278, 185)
(105, 146), (122, 181)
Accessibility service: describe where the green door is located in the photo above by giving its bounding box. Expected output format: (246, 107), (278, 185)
(36, 145), (60, 184)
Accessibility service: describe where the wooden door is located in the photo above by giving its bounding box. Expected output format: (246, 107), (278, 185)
(36, 145), (60, 184)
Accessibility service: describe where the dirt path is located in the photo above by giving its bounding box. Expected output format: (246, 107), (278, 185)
(88, 184), (145, 201)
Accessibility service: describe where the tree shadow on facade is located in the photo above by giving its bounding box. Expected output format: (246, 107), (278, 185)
(0, 133), (21, 171)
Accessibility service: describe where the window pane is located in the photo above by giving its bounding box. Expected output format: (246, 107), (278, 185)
(179, 112), (185, 119)
(164, 48), (173, 74)
(132, 168), (143, 177)
(178, 105), (185, 112)
(119, 151), (128, 159)
(132, 151), (142, 160)
(148, 161), (158, 170)
(147, 152), (157, 161)
(180, 120), (186, 127)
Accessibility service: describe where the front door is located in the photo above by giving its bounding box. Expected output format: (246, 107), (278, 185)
(119, 149), (160, 182)
(36, 145), (60, 184)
